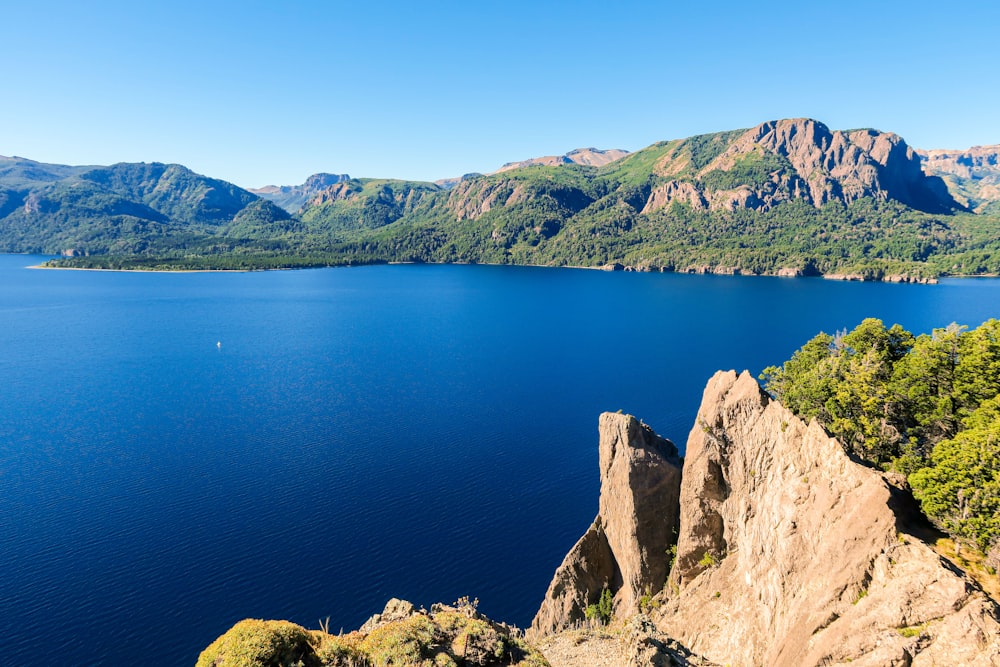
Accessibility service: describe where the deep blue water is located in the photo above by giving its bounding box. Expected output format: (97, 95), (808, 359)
(2, 255), (999, 666)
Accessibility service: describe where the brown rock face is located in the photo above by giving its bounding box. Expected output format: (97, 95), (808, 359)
(917, 144), (1000, 212)
(534, 370), (1000, 664)
(528, 518), (618, 637)
(660, 370), (1000, 666)
(530, 413), (682, 636)
(917, 144), (1000, 179)
(446, 179), (533, 220)
(599, 413), (683, 614)
(641, 181), (707, 213)
(644, 119), (958, 214)
(496, 148), (629, 173)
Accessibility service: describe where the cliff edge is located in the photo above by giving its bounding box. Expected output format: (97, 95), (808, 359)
(532, 371), (1000, 666)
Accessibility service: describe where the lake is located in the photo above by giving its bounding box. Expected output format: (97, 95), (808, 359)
(2, 255), (998, 666)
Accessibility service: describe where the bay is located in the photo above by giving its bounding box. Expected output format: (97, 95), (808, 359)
(1, 254), (998, 666)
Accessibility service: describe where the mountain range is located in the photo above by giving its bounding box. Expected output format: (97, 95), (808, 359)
(916, 145), (1000, 215)
(249, 173), (352, 214)
(3, 118), (999, 277)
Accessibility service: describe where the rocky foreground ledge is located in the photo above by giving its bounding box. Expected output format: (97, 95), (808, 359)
(197, 371), (1000, 666)
(196, 598), (548, 667)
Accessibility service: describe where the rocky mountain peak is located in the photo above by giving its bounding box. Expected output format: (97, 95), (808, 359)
(917, 145), (1000, 177)
(250, 173), (352, 213)
(916, 144), (1000, 213)
(643, 118), (958, 215)
(563, 148), (631, 167)
(304, 172), (351, 189)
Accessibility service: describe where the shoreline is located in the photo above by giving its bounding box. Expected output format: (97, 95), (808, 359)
(25, 260), (999, 282)
(27, 263), (251, 273)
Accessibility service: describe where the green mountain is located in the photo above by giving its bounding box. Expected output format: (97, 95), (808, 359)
(298, 178), (442, 234)
(303, 118), (989, 279)
(0, 159), (277, 254)
(11, 118), (1000, 278)
(78, 162), (258, 224)
(0, 154), (92, 186)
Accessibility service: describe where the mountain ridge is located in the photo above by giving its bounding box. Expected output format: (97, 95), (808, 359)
(7, 117), (1000, 278)
(250, 172), (352, 214)
(496, 147), (630, 173)
(916, 144), (1000, 214)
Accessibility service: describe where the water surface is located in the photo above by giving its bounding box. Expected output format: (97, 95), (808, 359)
(1, 256), (998, 665)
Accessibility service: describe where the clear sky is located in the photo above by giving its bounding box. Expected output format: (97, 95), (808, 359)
(2, 0), (997, 188)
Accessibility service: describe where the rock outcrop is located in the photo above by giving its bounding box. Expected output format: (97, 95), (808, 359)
(534, 371), (1000, 666)
(250, 172), (352, 213)
(197, 599), (549, 667)
(917, 145), (1000, 179)
(531, 413), (683, 635)
(917, 144), (1000, 213)
(642, 118), (959, 214)
(496, 148), (629, 173)
(641, 181), (707, 213)
(666, 371), (1000, 666)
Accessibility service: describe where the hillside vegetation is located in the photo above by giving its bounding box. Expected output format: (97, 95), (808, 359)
(4, 119), (999, 277)
(196, 599), (549, 667)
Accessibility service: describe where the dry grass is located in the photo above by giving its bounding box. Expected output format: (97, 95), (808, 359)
(933, 537), (1000, 601)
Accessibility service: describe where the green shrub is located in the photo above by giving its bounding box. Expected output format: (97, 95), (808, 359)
(584, 585), (614, 625)
(195, 619), (322, 667)
(360, 614), (442, 666)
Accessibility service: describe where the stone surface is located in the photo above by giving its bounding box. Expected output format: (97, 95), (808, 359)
(917, 144), (1000, 213)
(496, 148), (629, 172)
(641, 180), (708, 213)
(659, 370), (1000, 667)
(359, 597), (416, 634)
(528, 518), (618, 636)
(531, 413), (682, 636)
(534, 629), (625, 667)
(598, 413), (683, 614)
(989, 544), (1000, 573)
(621, 615), (718, 666)
(644, 118), (958, 214)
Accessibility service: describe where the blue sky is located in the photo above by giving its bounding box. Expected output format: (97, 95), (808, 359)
(2, 0), (997, 188)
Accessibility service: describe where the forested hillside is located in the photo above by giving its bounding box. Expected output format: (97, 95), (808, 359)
(0, 156), (285, 255)
(5, 118), (1000, 276)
